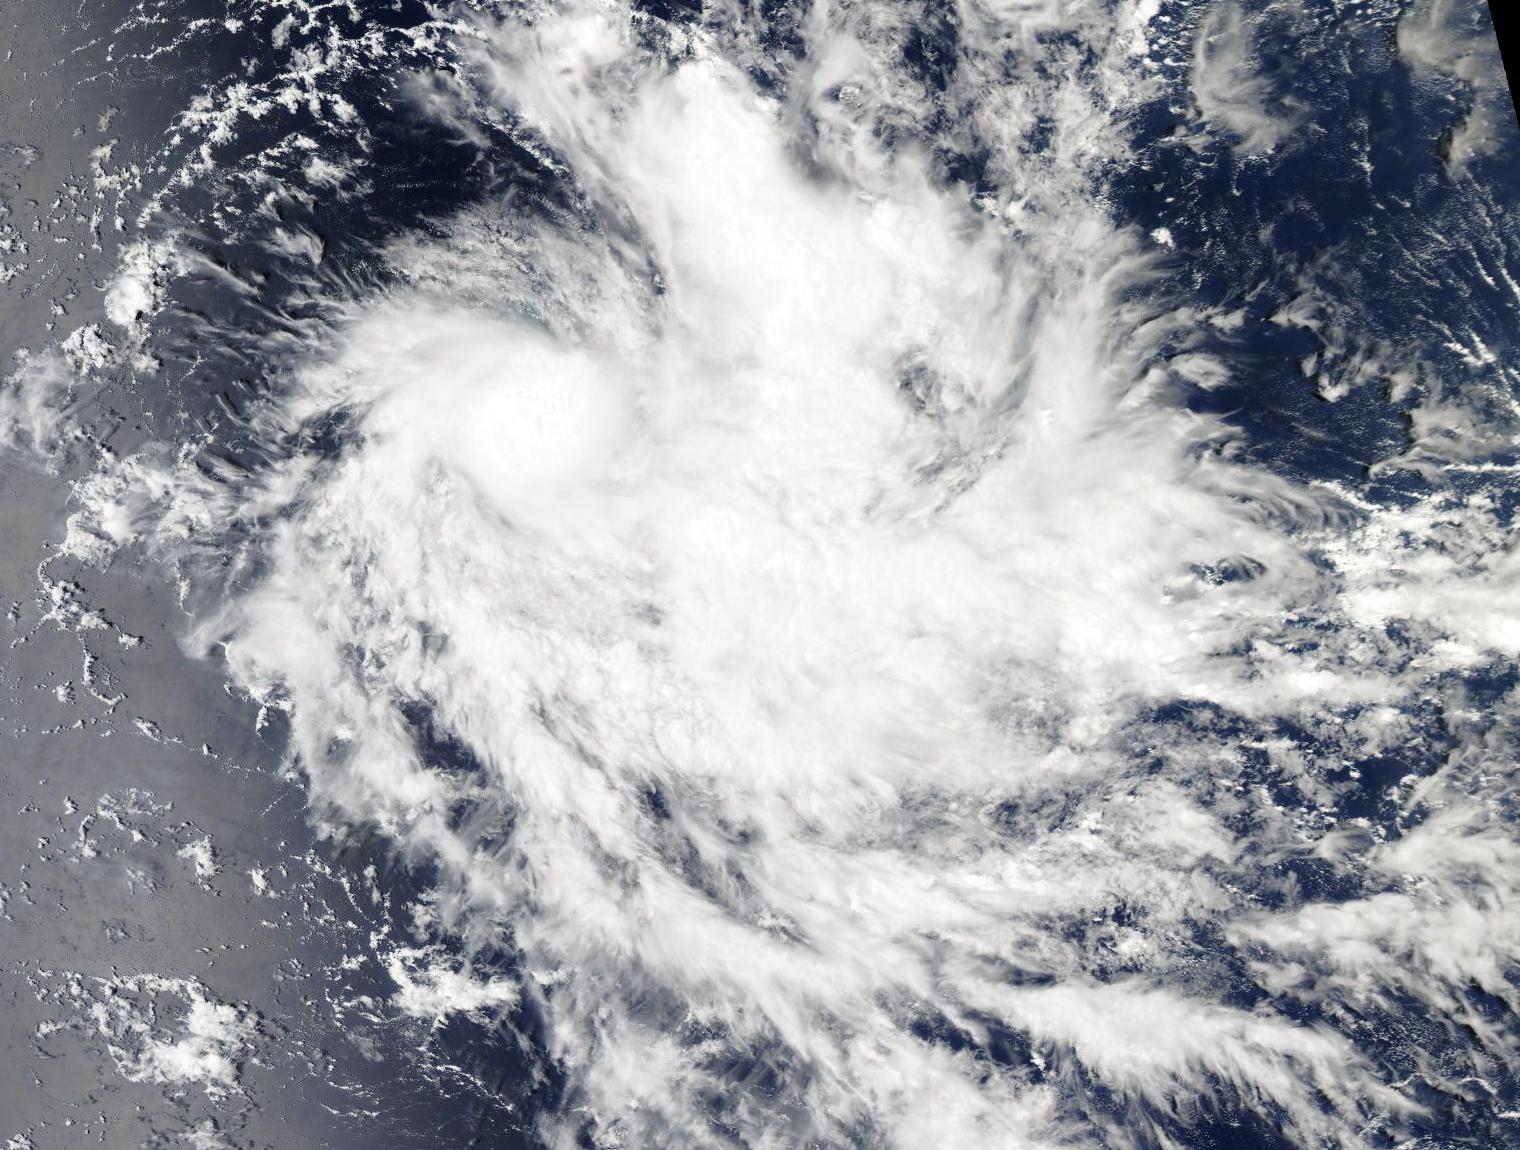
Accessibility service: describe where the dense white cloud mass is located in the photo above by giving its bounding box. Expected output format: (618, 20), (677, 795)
(21, 0), (1519, 1147)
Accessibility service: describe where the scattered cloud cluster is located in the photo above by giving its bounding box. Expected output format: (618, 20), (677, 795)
(1398, 0), (1514, 171)
(1190, 0), (1304, 155)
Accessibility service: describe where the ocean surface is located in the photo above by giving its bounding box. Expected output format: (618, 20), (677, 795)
(1, 1), (1518, 1148)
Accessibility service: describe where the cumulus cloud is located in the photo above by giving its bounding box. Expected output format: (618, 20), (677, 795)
(30, 972), (257, 1100)
(0, 349), (77, 455)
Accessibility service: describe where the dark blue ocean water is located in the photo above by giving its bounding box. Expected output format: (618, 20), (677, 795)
(9, 0), (1516, 1146)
